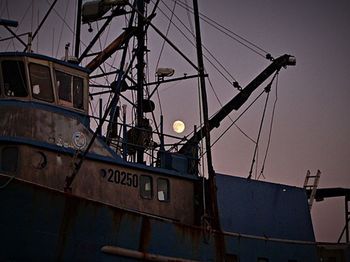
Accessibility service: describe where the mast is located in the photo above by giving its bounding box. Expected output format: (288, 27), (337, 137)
(192, 1), (225, 258)
(136, 0), (145, 163)
(192, 0), (220, 230)
(74, 0), (82, 58)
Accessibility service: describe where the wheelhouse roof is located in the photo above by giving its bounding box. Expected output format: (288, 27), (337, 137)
(0, 52), (91, 74)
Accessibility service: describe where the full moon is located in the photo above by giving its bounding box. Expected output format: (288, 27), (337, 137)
(173, 120), (185, 134)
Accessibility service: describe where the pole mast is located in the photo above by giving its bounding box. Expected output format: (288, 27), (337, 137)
(192, 2), (226, 258)
(136, 0), (145, 163)
(192, 0), (220, 230)
(74, 0), (82, 59)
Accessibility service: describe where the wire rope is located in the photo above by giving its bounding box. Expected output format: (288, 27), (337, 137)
(247, 72), (278, 179)
(157, 0), (239, 85)
(31, 0), (34, 37)
(154, 1), (177, 116)
(209, 89), (266, 152)
(5, 0), (15, 50)
(171, 0), (271, 59)
(207, 77), (256, 144)
(247, 90), (270, 180)
(155, 0), (177, 70)
(55, 0), (70, 58)
(258, 72), (279, 180)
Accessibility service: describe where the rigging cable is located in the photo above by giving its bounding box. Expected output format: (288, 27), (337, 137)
(156, 0), (240, 86)
(46, 0), (90, 57)
(184, 0), (194, 33)
(31, 0), (34, 38)
(247, 72), (279, 179)
(155, 0), (176, 72)
(258, 72), (279, 180)
(154, 0), (177, 115)
(47, 0), (76, 39)
(207, 77), (256, 144)
(5, 0), (15, 50)
(55, 0), (70, 58)
(172, 76), (258, 155)
(1, 1), (32, 50)
(170, 0), (271, 59)
(208, 88), (266, 155)
(95, 21), (110, 84)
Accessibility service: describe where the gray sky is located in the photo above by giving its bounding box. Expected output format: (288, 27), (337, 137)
(1, 0), (349, 242)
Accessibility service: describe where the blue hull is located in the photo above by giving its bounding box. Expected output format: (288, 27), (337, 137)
(0, 176), (318, 261)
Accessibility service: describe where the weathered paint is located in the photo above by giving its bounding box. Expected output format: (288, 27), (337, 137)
(0, 52), (320, 261)
(216, 175), (315, 241)
(0, 104), (110, 157)
(0, 175), (319, 261)
(3, 143), (195, 224)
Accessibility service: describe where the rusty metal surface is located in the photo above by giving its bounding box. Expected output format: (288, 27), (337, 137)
(0, 104), (111, 157)
(101, 245), (200, 262)
(0, 174), (319, 261)
(0, 176), (200, 260)
(13, 143), (195, 224)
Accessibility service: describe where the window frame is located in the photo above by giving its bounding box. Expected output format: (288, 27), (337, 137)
(157, 178), (170, 202)
(29, 62), (54, 103)
(1, 59), (29, 98)
(55, 69), (73, 106)
(140, 175), (153, 200)
(72, 75), (84, 110)
(54, 68), (85, 111)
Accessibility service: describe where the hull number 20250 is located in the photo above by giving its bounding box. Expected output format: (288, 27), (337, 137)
(100, 168), (138, 188)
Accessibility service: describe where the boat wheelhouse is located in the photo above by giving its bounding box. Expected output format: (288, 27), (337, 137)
(0, 51), (201, 225)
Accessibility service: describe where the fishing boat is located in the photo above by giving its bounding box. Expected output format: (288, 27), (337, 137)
(0, 0), (349, 261)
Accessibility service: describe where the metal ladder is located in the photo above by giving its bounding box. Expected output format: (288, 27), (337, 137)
(303, 170), (321, 210)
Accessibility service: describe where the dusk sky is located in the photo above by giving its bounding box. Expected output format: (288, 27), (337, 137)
(1, 0), (350, 242)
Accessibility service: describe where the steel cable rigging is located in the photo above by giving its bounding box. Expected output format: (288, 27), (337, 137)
(155, 0), (240, 86)
(258, 73), (279, 180)
(169, 0), (272, 60)
(153, 0), (260, 151)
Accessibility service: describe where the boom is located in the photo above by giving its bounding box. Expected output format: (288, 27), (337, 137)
(179, 54), (296, 154)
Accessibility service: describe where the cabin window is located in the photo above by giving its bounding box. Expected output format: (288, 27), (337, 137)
(56, 70), (71, 102)
(73, 76), (84, 109)
(29, 63), (54, 102)
(157, 178), (169, 202)
(2, 60), (28, 97)
(0, 146), (18, 172)
(140, 175), (153, 199)
(55, 70), (84, 110)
